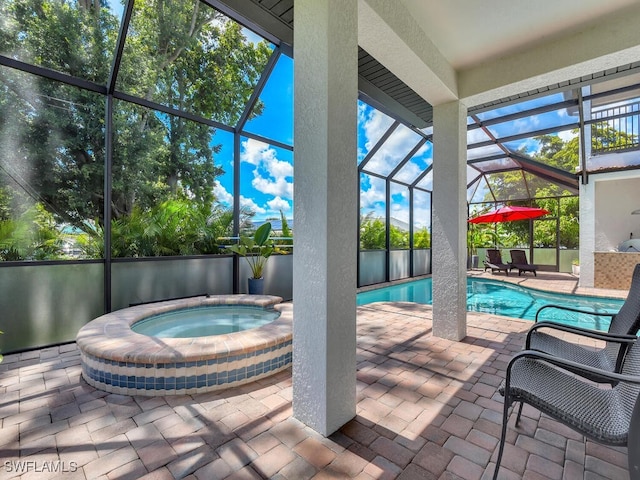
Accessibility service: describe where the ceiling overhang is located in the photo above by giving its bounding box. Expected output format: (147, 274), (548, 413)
(211, 0), (433, 128)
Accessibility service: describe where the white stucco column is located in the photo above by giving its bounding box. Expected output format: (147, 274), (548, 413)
(579, 180), (596, 287)
(292, 0), (358, 436)
(431, 101), (468, 340)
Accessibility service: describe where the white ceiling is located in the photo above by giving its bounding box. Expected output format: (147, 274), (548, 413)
(358, 0), (640, 107)
(400, 0), (640, 70)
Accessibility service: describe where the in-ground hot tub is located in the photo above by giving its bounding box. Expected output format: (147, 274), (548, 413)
(76, 295), (292, 396)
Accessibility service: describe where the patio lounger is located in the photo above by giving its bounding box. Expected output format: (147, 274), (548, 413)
(483, 249), (510, 275)
(508, 249), (538, 276)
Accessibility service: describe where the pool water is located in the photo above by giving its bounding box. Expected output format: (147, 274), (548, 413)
(132, 306), (280, 338)
(357, 277), (624, 330)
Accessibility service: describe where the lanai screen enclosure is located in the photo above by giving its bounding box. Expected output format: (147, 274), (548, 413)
(1, 0), (639, 355)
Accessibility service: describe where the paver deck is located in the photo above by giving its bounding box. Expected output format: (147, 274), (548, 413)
(0, 272), (631, 479)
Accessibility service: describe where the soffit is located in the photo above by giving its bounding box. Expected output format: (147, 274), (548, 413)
(212, 0), (433, 128)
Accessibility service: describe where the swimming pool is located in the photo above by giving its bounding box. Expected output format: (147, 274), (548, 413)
(357, 277), (624, 330)
(131, 305), (280, 338)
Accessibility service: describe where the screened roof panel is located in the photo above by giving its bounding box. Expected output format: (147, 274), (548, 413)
(467, 164), (482, 185)
(116, 3), (274, 126)
(467, 127), (493, 144)
(468, 176), (492, 204)
(243, 53), (293, 146)
(502, 135), (575, 173)
(467, 144), (503, 160)
(358, 101), (396, 165)
(416, 170), (432, 191)
(0, 0), (121, 85)
(392, 143), (432, 184)
(488, 109), (578, 139)
(484, 171), (530, 201)
(474, 92), (567, 121)
(471, 157), (519, 173)
(362, 123), (422, 177)
(523, 171), (550, 196)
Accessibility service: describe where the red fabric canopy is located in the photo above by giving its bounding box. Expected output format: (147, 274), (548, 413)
(468, 206), (550, 224)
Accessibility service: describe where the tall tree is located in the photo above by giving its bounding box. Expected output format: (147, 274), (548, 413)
(0, 0), (271, 255)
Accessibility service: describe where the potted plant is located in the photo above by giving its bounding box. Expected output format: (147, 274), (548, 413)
(226, 222), (275, 294)
(467, 224), (498, 270)
(572, 259), (580, 276)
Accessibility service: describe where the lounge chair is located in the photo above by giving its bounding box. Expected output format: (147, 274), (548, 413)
(483, 249), (510, 275)
(525, 263), (640, 383)
(508, 249), (538, 276)
(493, 341), (640, 480)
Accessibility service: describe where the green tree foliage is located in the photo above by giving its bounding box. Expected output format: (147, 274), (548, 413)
(592, 122), (638, 153)
(467, 223), (498, 255)
(78, 196), (234, 258)
(360, 213), (411, 250)
(0, 190), (64, 260)
(360, 214), (385, 250)
(413, 227), (431, 248)
(278, 210), (293, 248)
(0, 0), (272, 259)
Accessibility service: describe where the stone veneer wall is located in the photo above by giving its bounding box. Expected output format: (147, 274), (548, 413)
(594, 252), (640, 289)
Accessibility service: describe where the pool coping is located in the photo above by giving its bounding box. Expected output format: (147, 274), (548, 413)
(76, 294), (292, 365)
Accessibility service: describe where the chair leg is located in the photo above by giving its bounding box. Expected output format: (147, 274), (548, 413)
(628, 413), (640, 479)
(492, 398), (511, 480)
(515, 402), (524, 426)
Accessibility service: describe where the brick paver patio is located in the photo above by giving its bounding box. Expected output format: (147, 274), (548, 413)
(0, 272), (631, 479)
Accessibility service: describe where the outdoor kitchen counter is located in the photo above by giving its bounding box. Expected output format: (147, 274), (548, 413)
(594, 251), (640, 289)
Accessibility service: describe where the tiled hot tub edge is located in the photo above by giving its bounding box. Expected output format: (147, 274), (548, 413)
(76, 295), (293, 396)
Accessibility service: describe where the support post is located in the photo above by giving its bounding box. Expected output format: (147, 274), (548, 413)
(292, 0), (358, 435)
(431, 101), (468, 340)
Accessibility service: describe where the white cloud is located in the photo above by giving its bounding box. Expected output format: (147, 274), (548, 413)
(360, 182), (385, 210)
(240, 138), (272, 165)
(393, 161), (422, 184)
(267, 196), (291, 212)
(240, 196), (266, 215)
(361, 108), (395, 155)
(252, 173), (293, 198)
(213, 181), (233, 205)
(241, 138), (294, 199)
(413, 206), (431, 229)
(558, 129), (578, 142)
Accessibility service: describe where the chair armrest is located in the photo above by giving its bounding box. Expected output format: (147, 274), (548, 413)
(506, 350), (640, 387)
(526, 321), (637, 348)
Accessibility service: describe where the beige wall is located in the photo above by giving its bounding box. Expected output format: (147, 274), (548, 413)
(595, 176), (640, 251)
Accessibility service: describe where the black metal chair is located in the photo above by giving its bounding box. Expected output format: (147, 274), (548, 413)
(526, 263), (640, 383)
(493, 343), (640, 479)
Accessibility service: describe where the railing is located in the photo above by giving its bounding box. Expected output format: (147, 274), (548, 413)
(591, 100), (640, 154)
(219, 237), (294, 250)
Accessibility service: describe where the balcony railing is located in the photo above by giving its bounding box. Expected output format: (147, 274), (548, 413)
(591, 100), (640, 154)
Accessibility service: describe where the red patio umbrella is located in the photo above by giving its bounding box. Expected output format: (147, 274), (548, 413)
(468, 206), (550, 224)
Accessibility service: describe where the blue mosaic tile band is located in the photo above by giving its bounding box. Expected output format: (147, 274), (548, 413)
(81, 339), (292, 393)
